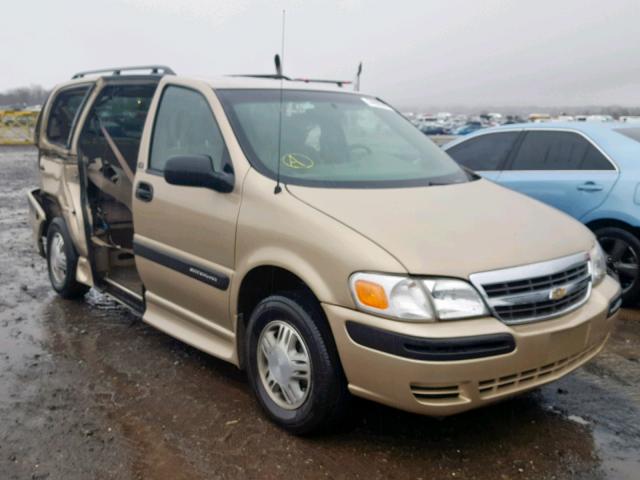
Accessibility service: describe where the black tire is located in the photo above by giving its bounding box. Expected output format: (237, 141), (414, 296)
(245, 291), (350, 435)
(595, 226), (640, 306)
(46, 217), (90, 299)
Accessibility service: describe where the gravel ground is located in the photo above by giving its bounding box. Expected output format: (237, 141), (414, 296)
(1, 146), (639, 480)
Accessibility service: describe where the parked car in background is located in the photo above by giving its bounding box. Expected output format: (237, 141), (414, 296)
(445, 123), (640, 305)
(419, 124), (449, 135)
(453, 121), (484, 135)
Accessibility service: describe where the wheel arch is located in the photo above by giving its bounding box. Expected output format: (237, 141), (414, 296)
(586, 218), (640, 238)
(40, 192), (64, 236)
(234, 264), (326, 370)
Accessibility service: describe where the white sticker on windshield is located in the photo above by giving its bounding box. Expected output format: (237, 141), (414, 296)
(361, 97), (393, 111)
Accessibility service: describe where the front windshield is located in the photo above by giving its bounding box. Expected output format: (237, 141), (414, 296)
(216, 89), (470, 188)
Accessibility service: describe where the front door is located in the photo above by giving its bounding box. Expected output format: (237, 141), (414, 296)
(132, 85), (241, 349)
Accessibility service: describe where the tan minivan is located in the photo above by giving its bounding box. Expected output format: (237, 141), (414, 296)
(28, 66), (621, 434)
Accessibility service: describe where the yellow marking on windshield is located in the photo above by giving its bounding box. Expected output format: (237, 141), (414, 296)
(281, 153), (315, 169)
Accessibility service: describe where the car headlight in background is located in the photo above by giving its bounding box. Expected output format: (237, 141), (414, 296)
(349, 273), (488, 321)
(590, 242), (607, 286)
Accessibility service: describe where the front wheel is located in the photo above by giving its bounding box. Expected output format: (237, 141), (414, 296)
(596, 226), (640, 306)
(245, 291), (350, 435)
(46, 218), (90, 299)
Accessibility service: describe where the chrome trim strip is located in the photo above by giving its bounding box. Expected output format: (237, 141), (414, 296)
(470, 252), (592, 325)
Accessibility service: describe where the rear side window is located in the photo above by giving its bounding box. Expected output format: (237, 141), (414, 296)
(510, 131), (614, 171)
(581, 145), (614, 170)
(149, 86), (227, 172)
(511, 131), (588, 170)
(447, 132), (519, 171)
(46, 86), (90, 147)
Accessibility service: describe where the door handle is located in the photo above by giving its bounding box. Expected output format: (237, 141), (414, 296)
(577, 181), (603, 192)
(135, 181), (154, 202)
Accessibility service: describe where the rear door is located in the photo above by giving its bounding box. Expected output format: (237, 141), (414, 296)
(445, 130), (521, 182)
(132, 83), (242, 345)
(498, 130), (618, 219)
(35, 83), (94, 254)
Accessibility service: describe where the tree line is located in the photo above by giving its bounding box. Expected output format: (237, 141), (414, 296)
(0, 85), (49, 108)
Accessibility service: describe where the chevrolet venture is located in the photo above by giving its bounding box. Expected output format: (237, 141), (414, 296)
(28, 66), (621, 434)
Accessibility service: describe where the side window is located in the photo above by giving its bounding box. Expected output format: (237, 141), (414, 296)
(510, 131), (589, 170)
(447, 132), (519, 171)
(581, 144), (614, 170)
(46, 86), (90, 147)
(79, 84), (157, 172)
(150, 86), (226, 172)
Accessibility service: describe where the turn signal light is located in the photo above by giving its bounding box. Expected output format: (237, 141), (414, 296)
(354, 279), (389, 309)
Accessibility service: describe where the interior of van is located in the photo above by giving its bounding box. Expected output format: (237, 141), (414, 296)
(78, 81), (158, 302)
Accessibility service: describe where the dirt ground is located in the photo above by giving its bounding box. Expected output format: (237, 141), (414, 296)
(1, 145), (639, 480)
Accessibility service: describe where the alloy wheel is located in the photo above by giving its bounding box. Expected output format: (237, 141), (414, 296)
(599, 236), (639, 294)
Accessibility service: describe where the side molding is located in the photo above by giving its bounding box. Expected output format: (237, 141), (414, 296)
(133, 241), (230, 291)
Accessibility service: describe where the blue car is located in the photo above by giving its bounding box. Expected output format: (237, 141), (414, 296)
(444, 122), (640, 304)
(453, 121), (484, 136)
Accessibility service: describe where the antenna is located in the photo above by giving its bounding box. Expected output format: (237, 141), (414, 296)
(355, 62), (363, 92)
(274, 9), (286, 194)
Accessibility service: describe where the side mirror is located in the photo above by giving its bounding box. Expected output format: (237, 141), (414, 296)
(164, 155), (234, 193)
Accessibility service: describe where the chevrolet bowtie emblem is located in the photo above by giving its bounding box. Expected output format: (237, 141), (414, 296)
(549, 286), (568, 301)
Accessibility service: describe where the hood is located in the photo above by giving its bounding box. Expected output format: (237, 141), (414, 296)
(287, 179), (594, 278)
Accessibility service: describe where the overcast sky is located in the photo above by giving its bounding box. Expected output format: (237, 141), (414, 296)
(3, 0), (640, 108)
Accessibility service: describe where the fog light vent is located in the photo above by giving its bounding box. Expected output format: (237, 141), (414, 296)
(410, 384), (460, 403)
(478, 341), (602, 398)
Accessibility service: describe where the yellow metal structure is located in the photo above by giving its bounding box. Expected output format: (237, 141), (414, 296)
(0, 110), (38, 145)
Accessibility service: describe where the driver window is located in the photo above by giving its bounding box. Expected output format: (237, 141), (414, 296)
(150, 86), (227, 172)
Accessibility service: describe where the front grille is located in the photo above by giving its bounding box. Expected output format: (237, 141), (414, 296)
(470, 252), (592, 325)
(483, 263), (589, 296)
(493, 277), (590, 322)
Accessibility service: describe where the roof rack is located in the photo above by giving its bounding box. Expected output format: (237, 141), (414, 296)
(72, 65), (175, 79)
(229, 74), (350, 88)
(229, 74), (292, 81)
(292, 78), (352, 88)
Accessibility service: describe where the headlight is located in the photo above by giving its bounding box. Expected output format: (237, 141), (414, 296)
(422, 278), (490, 320)
(590, 242), (607, 286)
(349, 273), (488, 321)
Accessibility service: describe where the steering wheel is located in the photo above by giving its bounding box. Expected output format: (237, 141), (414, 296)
(349, 144), (373, 156)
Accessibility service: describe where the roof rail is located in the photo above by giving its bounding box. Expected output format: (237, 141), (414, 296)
(71, 65), (175, 79)
(292, 78), (352, 88)
(228, 74), (350, 88)
(229, 74), (292, 81)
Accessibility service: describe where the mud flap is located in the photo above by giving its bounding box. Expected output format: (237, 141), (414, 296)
(27, 189), (47, 257)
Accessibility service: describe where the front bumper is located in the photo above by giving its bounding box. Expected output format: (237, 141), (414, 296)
(323, 275), (620, 416)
